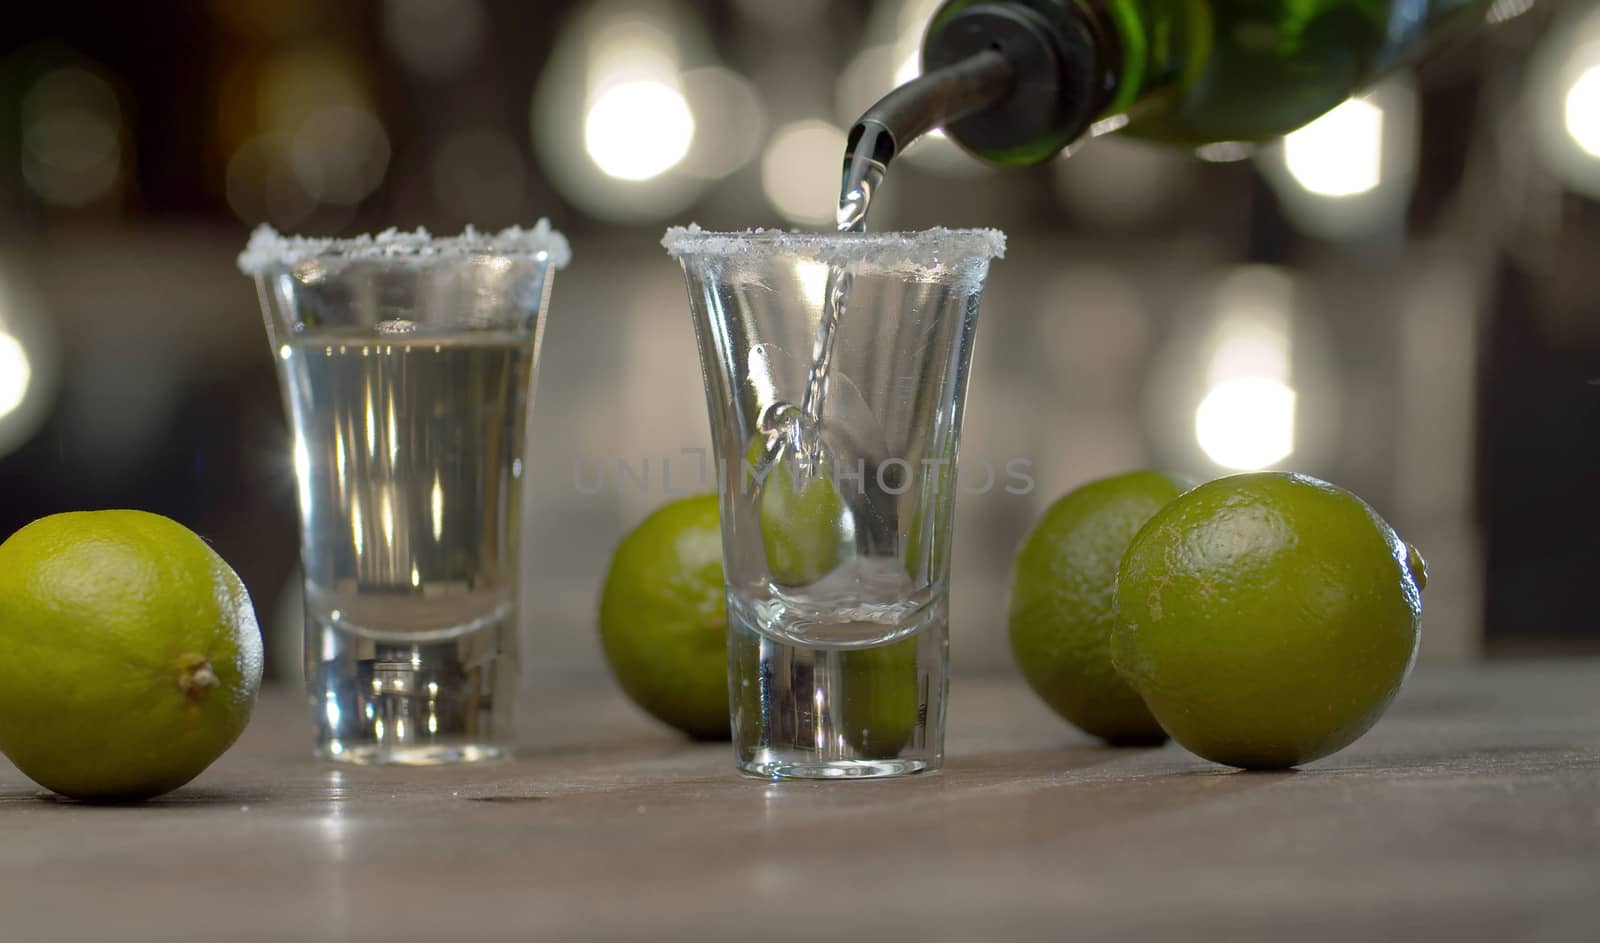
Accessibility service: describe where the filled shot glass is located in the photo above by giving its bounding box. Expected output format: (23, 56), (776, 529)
(239, 223), (569, 764)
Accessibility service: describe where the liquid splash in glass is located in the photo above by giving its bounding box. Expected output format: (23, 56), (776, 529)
(753, 123), (899, 600)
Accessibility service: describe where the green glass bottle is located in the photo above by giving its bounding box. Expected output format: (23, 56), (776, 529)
(903, 0), (1489, 166)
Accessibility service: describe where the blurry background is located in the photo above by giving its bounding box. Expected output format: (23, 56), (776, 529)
(0, 0), (1595, 689)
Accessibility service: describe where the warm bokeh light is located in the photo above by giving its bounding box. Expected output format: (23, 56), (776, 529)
(1525, 7), (1600, 199)
(761, 119), (846, 226)
(256, 50), (367, 136)
(1564, 64), (1600, 158)
(532, 3), (718, 219)
(290, 106), (391, 204)
(224, 49), (386, 226)
(1284, 98), (1384, 197)
(1261, 77), (1416, 239)
(584, 79), (695, 181)
(1191, 268), (1299, 471)
(0, 332), (30, 420)
(1195, 377), (1297, 471)
(0, 265), (58, 459)
(1208, 327), (1290, 387)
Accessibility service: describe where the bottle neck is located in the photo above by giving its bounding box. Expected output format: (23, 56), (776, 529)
(920, 0), (1121, 166)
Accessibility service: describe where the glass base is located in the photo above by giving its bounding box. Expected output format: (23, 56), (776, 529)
(307, 612), (516, 764)
(317, 742), (509, 766)
(729, 602), (948, 781)
(737, 756), (931, 780)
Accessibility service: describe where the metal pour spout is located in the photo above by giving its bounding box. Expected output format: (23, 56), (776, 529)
(837, 49), (1014, 232)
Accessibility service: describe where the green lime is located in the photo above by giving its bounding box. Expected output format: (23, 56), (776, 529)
(838, 635), (922, 756)
(599, 494), (729, 740)
(0, 510), (263, 801)
(1111, 472), (1425, 769)
(1008, 471), (1193, 744)
(753, 438), (849, 587)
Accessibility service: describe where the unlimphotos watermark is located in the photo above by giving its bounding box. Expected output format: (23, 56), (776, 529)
(571, 448), (1034, 498)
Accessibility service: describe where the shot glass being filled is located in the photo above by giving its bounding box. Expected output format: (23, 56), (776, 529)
(664, 225), (1004, 779)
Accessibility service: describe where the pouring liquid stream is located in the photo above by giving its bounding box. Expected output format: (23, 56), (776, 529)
(785, 50), (1006, 473)
(740, 128), (913, 649)
(766, 133), (888, 513)
(747, 58), (1005, 634)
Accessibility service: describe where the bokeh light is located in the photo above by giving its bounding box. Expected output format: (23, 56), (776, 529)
(531, 1), (715, 221)
(290, 106), (391, 204)
(0, 333), (30, 420)
(1564, 64), (1600, 158)
(20, 66), (125, 207)
(224, 48), (387, 227)
(680, 66), (765, 181)
(1192, 271), (1298, 471)
(1261, 76), (1418, 239)
(761, 120), (846, 226)
(382, 0), (486, 78)
(1144, 266), (1334, 476)
(837, 44), (898, 122)
(256, 49), (366, 132)
(584, 79), (695, 181)
(889, 0), (943, 83)
(0, 266), (59, 459)
(1526, 6), (1600, 199)
(1195, 378), (1297, 470)
(1283, 98), (1385, 197)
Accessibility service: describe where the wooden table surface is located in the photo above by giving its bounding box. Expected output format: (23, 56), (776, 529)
(2, 660), (1597, 942)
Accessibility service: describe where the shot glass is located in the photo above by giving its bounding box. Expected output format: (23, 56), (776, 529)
(664, 226), (1005, 779)
(239, 223), (569, 764)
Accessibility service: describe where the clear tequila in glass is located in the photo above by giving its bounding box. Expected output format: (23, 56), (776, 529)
(241, 224), (568, 763)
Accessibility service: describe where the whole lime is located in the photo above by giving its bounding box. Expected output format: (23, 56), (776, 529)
(1008, 471), (1192, 744)
(599, 494), (729, 740)
(1111, 472), (1426, 769)
(0, 510), (264, 801)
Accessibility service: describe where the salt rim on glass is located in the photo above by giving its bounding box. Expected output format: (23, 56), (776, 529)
(237, 220), (572, 275)
(661, 223), (1005, 270)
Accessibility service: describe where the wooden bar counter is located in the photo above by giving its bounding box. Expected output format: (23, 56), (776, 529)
(3, 660), (1596, 941)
